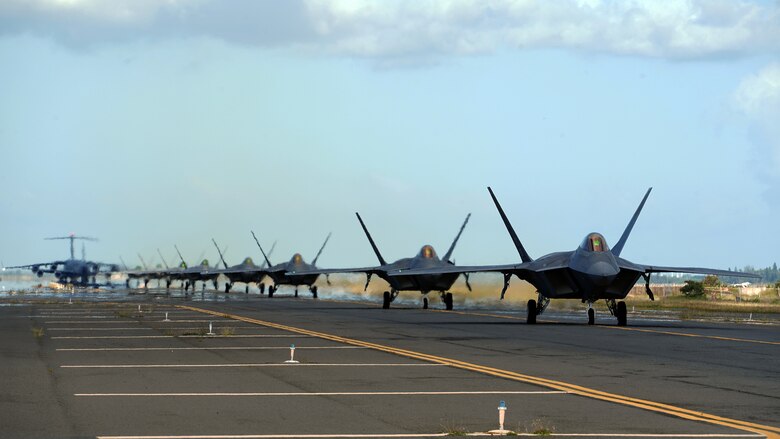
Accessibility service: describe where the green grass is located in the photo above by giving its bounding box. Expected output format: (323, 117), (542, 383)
(31, 327), (45, 338)
(219, 327), (236, 336)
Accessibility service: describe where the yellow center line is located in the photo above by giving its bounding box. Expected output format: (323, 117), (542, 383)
(177, 304), (779, 439)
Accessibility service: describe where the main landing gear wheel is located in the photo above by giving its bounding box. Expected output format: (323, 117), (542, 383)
(311, 286), (318, 299)
(587, 308), (595, 325)
(527, 299), (537, 324)
(268, 285), (275, 298)
(617, 301), (627, 326)
(444, 292), (454, 311)
(423, 297), (429, 309)
(225, 283), (231, 294)
(245, 285), (249, 294)
(382, 291), (391, 309)
(294, 288), (298, 298)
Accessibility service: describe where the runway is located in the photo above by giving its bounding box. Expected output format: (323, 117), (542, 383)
(0, 290), (778, 438)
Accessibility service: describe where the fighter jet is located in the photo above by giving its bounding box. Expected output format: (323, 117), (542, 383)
(395, 187), (759, 325)
(295, 213), (472, 310)
(166, 245), (221, 292)
(124, 250), (183, 289)
(211, 238), (276, 294)
(246, 231), (331, 298)
(8, 234), (118, 287)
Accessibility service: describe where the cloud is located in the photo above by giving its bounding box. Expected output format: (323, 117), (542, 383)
(0, 0), (778, 61)
(734, 62), (780, 202)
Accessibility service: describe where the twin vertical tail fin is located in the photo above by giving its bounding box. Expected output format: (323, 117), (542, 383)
(442, 213), (471, 262)
(311, 233), (332, 267)
(137, 253), (149, 270)
(157, 249), (170, 269)
(263, 241), (277, 269)
(355, 213), (388, 266)
(211, 238), (229, 269)
(251, 231), (274, 268)
(612, 187), (652, 257)
(488, 187), (533, 263)
(174, 245), (187, 269)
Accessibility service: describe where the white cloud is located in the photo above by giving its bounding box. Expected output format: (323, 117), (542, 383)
(734, 62), (780, 200)
(0, 0), (778, 61)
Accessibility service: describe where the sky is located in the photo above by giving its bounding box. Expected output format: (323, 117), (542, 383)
(1, 0), (778, 271)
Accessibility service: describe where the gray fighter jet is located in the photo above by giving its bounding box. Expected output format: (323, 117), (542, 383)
(124, 249), (183, 289)
(167, 245), (221, 292)
(248, 231), (331, 298)
(9, 234), (119, 287)
(295, 213), (472, 310)
(396, 187), (759, 325)
(212, 238), (276, 294)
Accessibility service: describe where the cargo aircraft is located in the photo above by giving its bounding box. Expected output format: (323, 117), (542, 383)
(394, 187), (759, 325)
(9, 234), (118, 287)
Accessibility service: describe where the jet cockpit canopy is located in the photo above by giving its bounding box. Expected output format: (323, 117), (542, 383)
(580, 233), (609, 253)
(418, 245), (438, 259)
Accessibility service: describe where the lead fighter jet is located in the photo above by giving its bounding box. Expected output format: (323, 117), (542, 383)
(395, 187), (758, 325)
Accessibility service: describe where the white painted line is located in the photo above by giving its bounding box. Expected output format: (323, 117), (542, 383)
(57, 346), (365, 352)
(61, 363), (443, 369)
(44, 321), (143, 324)
(94, 434), (764, 439)
(44, 320), (221, 324)
(51, 335), (308, 339)
(77, 390), (565, 397)
(36, 316), (120, 319)
(47, 327), (154, 331)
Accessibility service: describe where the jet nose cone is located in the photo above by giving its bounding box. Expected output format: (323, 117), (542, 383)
(588, 261), (619, 287)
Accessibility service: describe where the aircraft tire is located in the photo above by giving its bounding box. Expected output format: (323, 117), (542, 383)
(268, 286), (274, 298)
(527, 299), (537, 324)
(423, 297), (428, 309)
(311, 286), (318, 299)
(617, 301), (627, 326)
(587, 308), (595, 325)
(382, 291), (391, 309)
(259, 283), (265, 294)
(225, 283), (231, 294)
(245, 285), (249, 294)
(294, 289), (298, 298)
(445, 292), (453, 310)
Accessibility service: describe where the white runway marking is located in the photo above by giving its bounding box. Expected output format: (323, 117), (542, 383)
(77, 390), (565, 397)
(95, 433), (764, 438)
(61, 363), (443, 369)
(57, 346), (365, 352)
(47, 327), (154, 331)
(44, 320), (219, 324)
(51, 335), (307, 339)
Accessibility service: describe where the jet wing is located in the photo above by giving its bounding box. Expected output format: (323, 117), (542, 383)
(639, 265), (760, 278)
(286, 266), (384, 276)
(615, 258), (759, 278)
(7, 261), (64, 270)
(219, 266), (270, 275)
(386, 263), (529, 277)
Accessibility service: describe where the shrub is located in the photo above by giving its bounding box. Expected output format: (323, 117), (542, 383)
(680, 280), (705, 297)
